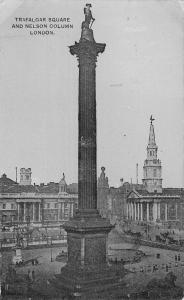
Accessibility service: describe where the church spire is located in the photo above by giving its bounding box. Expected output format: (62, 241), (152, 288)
(147, 116), (158, 160)
(148, 115), (156, 147)
(142, 117), (162, 193)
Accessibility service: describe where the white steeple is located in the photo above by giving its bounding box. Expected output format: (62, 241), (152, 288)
(142, 116), (162, 193)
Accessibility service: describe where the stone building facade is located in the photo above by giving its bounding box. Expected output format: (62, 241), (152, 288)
(0, 171), (78, 227)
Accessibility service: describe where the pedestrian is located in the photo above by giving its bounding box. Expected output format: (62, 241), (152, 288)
(178, 254), (180, 261)
(175, 255), (177, 261)
(32, 270), (35, 282)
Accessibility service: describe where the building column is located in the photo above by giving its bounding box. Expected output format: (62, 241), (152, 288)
(175, 203), (178, 220)
(153, 203), (157, 222)
(70, 203), (72, 217)
(131, 202), (133, 220)
(134, 203), (137, 220)
(58, 203), (60, 221)
(81, 237), (85, 266)
(129, 203), (131, 219)
(38, 203), (41, 222)
(32, 203), (35, 222)
(138, 203), (140, 221)
(23, 203), (26, 222)
(157, 203), (160, 220)
(126, 203), (129, 219)
(165, 203), (168, 221)
(140, 203), (143, 221)
(147, 203), (149, 221)
(17, 203), (20, 222)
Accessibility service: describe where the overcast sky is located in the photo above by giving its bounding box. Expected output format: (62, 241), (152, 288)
(0, 0), (184, 187)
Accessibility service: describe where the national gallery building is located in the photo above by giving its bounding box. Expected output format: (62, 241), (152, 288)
(0, 168), (78, 227)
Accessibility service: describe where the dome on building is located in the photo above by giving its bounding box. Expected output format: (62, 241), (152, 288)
(59, 173), (67, 193)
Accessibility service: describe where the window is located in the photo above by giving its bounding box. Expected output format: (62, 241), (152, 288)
(3, 204), (6, 209)
(45, 203), (50, 209)
(54, 203), (58, 209)
(154, 169), (157, 177)
(26, 175), (29, 180)
(11, 204), (14, 209)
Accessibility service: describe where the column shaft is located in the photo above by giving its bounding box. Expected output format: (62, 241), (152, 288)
(140, 203), (143, 221)
(134, 203), (137, 220)
(17, 203), (20, 222)
(38, 203), (40, 222)
(32, 203), (35, 222)
(78, 60), (97, 210)
(165, 203), (168, 221)
(138, 203), (140, 221)
(153, 203), (157, 222)
(147, 203), (149, 221)
(23, 203), (26, 222)
(130, 203), (133, 220)
(157, 203), (160, 220)
(175, 203), (178, 220)
(127, 203), (129, 219)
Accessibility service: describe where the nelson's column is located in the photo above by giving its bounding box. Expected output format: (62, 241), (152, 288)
(54, 4), (125, 298)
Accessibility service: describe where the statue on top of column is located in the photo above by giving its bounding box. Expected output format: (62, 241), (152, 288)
(84, 3), (95, 28)
(81, 4), (95, 42)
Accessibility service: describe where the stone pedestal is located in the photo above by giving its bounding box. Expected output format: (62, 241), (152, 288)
(54, 213), (124, 297)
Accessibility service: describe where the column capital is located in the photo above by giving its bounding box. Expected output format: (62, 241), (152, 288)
(69, 41), (106, 66)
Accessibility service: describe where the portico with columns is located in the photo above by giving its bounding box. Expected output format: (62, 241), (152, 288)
(127, 190), (181, 224)
(0, 193), (77, 226)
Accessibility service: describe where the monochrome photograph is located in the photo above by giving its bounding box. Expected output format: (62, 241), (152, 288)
(0, 0), (184, 299)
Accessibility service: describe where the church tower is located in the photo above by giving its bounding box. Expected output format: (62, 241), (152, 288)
(142, 116), (162, 193)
